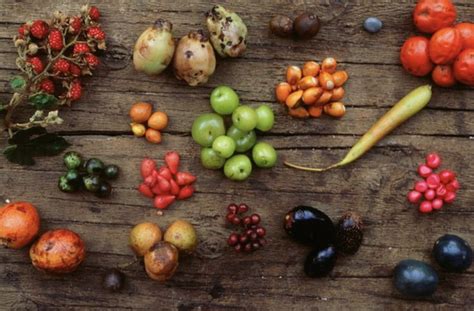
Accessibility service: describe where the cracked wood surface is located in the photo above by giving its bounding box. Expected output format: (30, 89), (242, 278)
(0, 0), (473, 310)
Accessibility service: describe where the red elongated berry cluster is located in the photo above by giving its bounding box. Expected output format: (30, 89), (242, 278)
(226, 203), (267, 253)
(4, 4), (107, 131)
(138, 152), (197, 213)
(407, 153), (460, 214)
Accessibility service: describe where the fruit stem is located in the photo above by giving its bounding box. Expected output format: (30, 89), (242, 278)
(284, 160), (342, 172)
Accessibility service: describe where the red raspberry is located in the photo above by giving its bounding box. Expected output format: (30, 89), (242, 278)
(30, 20), (49, 39)
(48, 29), (64, 51)
(69, 63), (82, 77)
(53, 58), (70, 75)
(38, 79), (55, 94)
(84, 53), (100, 69)
(88, 6), (100, 21)
(67, 80), (82, 101)
(18, 24), (29, 38)
(73, 43), (90, 55)
(69, 16), (82, 34)
(87, 26), (105, 40)
(27, 57), (44, 74)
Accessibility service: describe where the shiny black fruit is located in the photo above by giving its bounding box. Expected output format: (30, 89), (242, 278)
(104, 164), (120, 180)
(335, 211), (363, 254)
(433, 234), (472, 272)
(284, 206), (335, 247)
(102, 269), (125, 292)
(393, 259), (438, 297)
(85, 158), (105, 175)
(304, 245), (337, 278)
(95, 181), (112, 198)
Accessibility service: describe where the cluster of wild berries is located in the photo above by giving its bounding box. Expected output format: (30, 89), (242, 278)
(226, 203), (267, 253)
(14, 4), (106, 104)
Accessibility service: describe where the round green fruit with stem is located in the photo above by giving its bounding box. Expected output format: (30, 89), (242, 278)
(191, 113), (226, 147)
(232, 105), (257, 132)
(226, 126), (257, 153)
(252, 142), (277, 168)
(200, 148), (226, 170)
(212, 135), (236, 159)
(210, 85), (240, 115)
(224, 154), (252, 181)
(255, 105), (275, 132)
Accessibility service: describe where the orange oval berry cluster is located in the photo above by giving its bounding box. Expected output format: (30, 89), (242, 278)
(275, 58), (349, 119)
(129, 102), (169, 144)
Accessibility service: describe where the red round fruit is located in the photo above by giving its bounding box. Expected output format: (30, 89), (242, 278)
(250, 214), (261, 225)
(87, 26), (106, 40)
(455, 23), (474, 49)
(242, 216), (252, 226)
(432, 65), (456, 87)
(419, 201), (433, 213)
(27, 57), (44, 74)
(89, 6), (101, 21)
(424, 189), (436, 201)
(429, 27), (463, 65)
(38, 78), (55, 94)
(425, 153), (441, 169)
(30, 20), (49, 39)
(436, 185), (447, 197)
(256, 227), (266, 237)
(226, 213), (235, 223)
(48, 29), (64, 51)
(238, 203), (249, 214)
(432, 198), (444, 210)
(69, 16), (82, 34)
(227, 233), (239, 246)
(418, 164), (433, 178)
(453, 49), (474, 86)
(227, 204), (238, 214)
(446, 179), (460, 192)
(234, 244), (242, 252)
(231, 216), (241, 225)
(0, 202), (40, 249)
(426, 174), (441, 189)
(407, 190), (422, 204)
(413, 0), (457, 34)
(444, 191), (456, 203)
(400, 37), (434, 76)
(414, 180), (429, 193)
(439, 169), (456, 184)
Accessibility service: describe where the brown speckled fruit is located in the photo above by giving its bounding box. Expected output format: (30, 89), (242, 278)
(164, 220), (197, 254)
(335, 211), (363, 254)
(0, 201), (40, 249)
(294, 13), (320, 39)
(269, 15), (294, 38)
(30, 229), (85, 273)
(129, 222), (162, 256)
(144, 241), (179, 281)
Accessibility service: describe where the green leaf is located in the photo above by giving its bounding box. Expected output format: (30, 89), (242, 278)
(3, 127), (70, 166)
(29, 93), (58, 110)
(10, 76), (26, 91)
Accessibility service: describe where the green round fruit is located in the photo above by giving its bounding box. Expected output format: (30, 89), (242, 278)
(104, 165), (120, 180)
(226, 126), (257, 153)
(200, 148), (226, 170)
(210, 86), (240, 115)
(232, 105), (258, 132)
(212, 135), (236, 159)
(95, 181), (112, 198)
(83, 175), (101, 192)
(85, 158), (105, 175)
(224, 155), (253, 181)
(252, 142), (277, 168)
(191, 113), (226, 147)
(58, 175), (77, 193)
(63, 151), (82, 170)
(255, 105), (275, 132)
(65, 169), (83, 188)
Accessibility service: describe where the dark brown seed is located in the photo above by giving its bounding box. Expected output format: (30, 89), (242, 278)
(269, 15), (294, 38)
(294, 12), (320, 39)
(335, 211), (363, 255)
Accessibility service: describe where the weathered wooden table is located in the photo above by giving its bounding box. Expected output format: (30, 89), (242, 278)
(1, 1), (473, 309)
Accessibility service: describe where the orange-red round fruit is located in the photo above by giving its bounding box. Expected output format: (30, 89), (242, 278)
(0, 201), (40, 249)
(453, 48), (474, 86)
(30, 229), (86, 273)
(413, 0), (457, 34)
(400, 36), (434, 76)
(432, 65), (456, 87)
(129, 102), (153, 123)
(429, 27), (463, 64)
(455, 23), (474, 49)
(148, 111), (168, 130)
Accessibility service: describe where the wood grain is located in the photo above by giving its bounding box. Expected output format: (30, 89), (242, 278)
(0, 0), (473, 310)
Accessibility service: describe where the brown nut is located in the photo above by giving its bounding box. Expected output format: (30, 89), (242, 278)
(319, 71), (335, 90)
(324, 102), (346, 118)
(302, 61), (320, 77)
(331, 87), (345, 101)
(294, 13), (320, 39)
(298, 76), (318, 90)
(286, 65), (302, 85)
(315, 90), (333, 106)
(269, 15), (294, 38)
(333, 70), (349, 87)
(288, 106), (309, 119)
(321, 57), (337, 73)
(275, 82), (292, 103)
(308, 105), (323, 118)
(144, 241), (179, 282)
(285, 90), (303, 108)
(302, 87), (323, 105)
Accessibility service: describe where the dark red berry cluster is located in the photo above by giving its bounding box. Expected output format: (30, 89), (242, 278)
(407, 153), (460, 213)
(226, 203), (267, 253)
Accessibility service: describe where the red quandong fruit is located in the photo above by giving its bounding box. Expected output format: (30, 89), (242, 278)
(0, 202), (40, 249)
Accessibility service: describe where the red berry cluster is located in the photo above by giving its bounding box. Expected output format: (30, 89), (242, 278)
(407, 153), (460, 214)
(14, 5), (106, 104)
(138, 152), (197, 211)
(226, 203), (267, 253)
